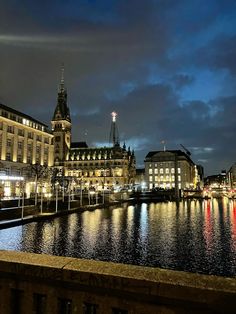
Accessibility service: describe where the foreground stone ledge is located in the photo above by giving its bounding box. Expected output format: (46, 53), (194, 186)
(0, 250), (235, 313)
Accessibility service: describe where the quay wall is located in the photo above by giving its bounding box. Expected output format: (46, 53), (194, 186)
(0, 250), (235, 313)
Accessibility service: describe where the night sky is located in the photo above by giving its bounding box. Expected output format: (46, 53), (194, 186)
(0, 0), (236, 175)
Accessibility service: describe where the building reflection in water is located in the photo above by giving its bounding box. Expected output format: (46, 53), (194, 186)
(0, 199), (236, 276)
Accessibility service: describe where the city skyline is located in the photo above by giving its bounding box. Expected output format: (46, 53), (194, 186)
(0, 1), (236, 175)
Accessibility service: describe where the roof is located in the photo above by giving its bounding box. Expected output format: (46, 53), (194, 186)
(0, 103), (48, 128)
(145, 150), (194, 164)
(52, 90), (71, 122)
(71, 142), (88, 149)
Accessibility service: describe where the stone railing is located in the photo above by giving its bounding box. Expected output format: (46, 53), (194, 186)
(0, 250), (235, 313)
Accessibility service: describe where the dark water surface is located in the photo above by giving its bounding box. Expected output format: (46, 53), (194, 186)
(1, 198), (236, 277)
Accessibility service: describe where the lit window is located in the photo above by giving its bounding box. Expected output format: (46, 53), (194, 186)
(160, 168), (163, 174)
(154, 168), (158, 174)
(178, 175), (181, 182)
(160, 175), (163, 181)
(155, 176), (158, 182)
(149, 169), (153, 174)
(171, 168), (175, 173)
(172, 175), (175, 181)
(149, 176), (153, 182)
(178, 168), (181, 174)
(165, 168), (169, 174)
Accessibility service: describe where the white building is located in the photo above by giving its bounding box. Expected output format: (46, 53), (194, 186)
(144, 150), (196, 191)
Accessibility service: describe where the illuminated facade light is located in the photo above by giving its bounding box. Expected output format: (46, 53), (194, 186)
(0, 175), (24, 181)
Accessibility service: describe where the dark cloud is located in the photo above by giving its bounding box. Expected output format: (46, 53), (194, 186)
(0, 0), (236, 175)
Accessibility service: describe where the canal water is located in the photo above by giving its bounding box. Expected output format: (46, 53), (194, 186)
(0, 198), (236, 277)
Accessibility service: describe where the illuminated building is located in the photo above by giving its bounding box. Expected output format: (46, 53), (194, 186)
(51, 67), (136, 190)
(0, 104), (54, 198)
(227, 163), (236, 189)
(144, 150), (196, 191)
(204, 170), (227, 188)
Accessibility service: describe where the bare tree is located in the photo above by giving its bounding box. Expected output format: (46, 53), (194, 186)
(30, 163), (48, 206)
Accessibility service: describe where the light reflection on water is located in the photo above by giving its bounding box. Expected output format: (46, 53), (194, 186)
(0, 199), (236, 276)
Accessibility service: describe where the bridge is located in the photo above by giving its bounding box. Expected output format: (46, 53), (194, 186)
(0, 250), (235, 313)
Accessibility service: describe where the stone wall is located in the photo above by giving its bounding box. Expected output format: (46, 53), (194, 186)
(0, 250), (235, 313)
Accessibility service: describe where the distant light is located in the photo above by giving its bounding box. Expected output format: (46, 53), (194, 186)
(111, 111), (117, 122)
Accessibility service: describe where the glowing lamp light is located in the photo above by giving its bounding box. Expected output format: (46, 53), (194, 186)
(111, 111), (117, 122)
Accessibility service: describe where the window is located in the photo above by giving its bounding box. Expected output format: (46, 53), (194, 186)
(172, 175), (175, 181)
(28, 132), (33, 139)
(171, 168), (175, 174)
(178, 167), (181, 174)
(33, 293), (46, 314)
(160, 175), (163, 181)
(165, 168), (169, 174)
(10, 114), (16, 121)
(160, 168), (163, 174)
(17, 155), (22, 163)
(7, 125), (14, 133)
(149, 176), (153, 182)
(178, 175), (181, 182)
(58, 298), (72, 314)
(36, 146), (41, 153)
(83, 302), (98, 314)
(18, 141), (23, 149)
(18, 129), (24, 136)
(154, 168), (158, 174)
(7, 139), (11, 147)
(149, 168), (153, 174)
(2, 110), (8, 118)
(6, 152), (11, 161)
(155, 176), (158, 182)
(11, 289), (22, 314)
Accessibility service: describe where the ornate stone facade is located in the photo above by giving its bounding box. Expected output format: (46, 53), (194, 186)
(51, 67), (136, 190)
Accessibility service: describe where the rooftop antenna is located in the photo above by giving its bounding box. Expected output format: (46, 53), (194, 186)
(161, 140), (166, 152)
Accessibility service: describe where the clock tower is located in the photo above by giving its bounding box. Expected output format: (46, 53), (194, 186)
(51, 65), (71, 164)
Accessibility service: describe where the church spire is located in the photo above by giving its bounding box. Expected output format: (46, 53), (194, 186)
(109, 111), (120, 147)
(52, 64), (71, 122)
(60, 63), (65, 92)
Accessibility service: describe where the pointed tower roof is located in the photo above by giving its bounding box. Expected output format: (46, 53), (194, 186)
(109, 111), (120, 147)
(52, 64), (71, 122)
